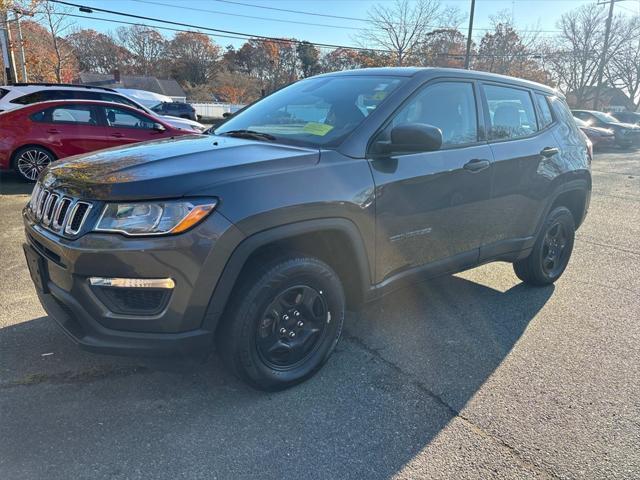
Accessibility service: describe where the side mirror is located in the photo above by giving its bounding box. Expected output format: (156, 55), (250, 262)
(374, 123), (443, 155)
(153, 122), (166, 132)
(222, 112), (233, 119)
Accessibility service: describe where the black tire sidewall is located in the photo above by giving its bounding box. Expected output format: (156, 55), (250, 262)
(228, 257), (344, 390)
(532, 207), (576, 283)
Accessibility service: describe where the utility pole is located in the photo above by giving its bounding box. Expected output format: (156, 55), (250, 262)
(0, 9), (15, 84)
(14, 10), (28, 82)
(593, 0), (617, 110)
(464, 0), (476, 69)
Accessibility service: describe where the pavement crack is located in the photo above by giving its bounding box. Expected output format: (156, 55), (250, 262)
(0, 365), (150, 389)
(344, 332), (562, 479)
(575, 236), (640, 257)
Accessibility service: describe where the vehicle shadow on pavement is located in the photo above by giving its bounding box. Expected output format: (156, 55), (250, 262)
(0, 173), (33, 195)
(0, 274), (553, 479)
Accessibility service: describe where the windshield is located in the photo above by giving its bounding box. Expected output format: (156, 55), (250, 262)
(214, 75), (404, 147)
(591, 111), (618, 123)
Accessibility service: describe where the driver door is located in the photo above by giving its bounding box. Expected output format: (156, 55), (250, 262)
(100, 105), (164, 147)
(369, 80), (494, 282)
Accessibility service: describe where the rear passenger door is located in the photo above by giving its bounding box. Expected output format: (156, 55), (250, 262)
(369, 80), (494, 281)
(479, 83), (560, 260)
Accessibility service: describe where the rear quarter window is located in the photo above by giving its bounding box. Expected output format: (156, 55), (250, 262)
(0, 88), (9, 99)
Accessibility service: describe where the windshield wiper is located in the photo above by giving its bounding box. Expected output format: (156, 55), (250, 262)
(219, 129), (277, 141)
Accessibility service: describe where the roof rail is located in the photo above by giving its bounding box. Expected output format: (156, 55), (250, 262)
(10, 83), (116, 92)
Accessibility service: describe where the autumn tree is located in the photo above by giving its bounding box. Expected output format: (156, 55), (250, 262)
(419, 28), (467, 68)
(116, 25), (165, 76)
(357, 0), (440, 66)
(166, 32), (220, 84)
(320, 47), (391, 72)
(66, 29), (130, 74)
(296, 41), (320, 78)
(213, 70), (260, 104)
(228, 39), (298, 94)
(474, 14), (549, 84)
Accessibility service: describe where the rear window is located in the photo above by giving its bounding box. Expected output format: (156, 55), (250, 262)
(483, 84), (538, 140)
(535, 93), (554, 128)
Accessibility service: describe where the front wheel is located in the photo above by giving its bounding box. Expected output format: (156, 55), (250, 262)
(217, 255), (345, 390)
(513, 206), (576, 286)
(13, 146), (55, 182)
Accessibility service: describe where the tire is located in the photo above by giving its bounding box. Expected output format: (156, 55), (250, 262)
(217, 255), (345, 391)
(513, 206), (575, 286)
(12, 146), (55, 182)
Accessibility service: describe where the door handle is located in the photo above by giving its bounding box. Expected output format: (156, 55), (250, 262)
(540, 147), (559, 158)
(463, 158), (490, 172)
(46, 128), (60, 134)
(110, 132), (124, 138)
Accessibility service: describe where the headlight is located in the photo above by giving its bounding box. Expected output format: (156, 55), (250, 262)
(94, 199), (217, 236)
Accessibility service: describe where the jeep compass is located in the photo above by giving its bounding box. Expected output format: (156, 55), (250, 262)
(23, 68), (591, 390)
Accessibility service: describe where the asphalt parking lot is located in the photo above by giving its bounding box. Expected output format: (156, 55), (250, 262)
(1, 149), (638, 480)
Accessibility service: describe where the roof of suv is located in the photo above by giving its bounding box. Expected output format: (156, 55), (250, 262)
(317, 67), (559, 96)
(8, 83), (116, 92)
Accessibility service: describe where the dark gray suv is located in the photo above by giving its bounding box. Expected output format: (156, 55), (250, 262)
(23, 68), (591, 390)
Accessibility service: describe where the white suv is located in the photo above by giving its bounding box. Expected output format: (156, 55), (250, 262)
(0, 84), (205, 132)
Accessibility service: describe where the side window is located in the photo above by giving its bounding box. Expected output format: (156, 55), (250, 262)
(483, 84), (538, 140)
(104, 106), (154, 129)
(388, 81), (478, 147)
(31, 105), (98, 125)
(101, 93), (140, 109)
(12, 91), (47, 105)
(535, 93), (553, 128)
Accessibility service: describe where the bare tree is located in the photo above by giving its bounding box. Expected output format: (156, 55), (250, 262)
(546, 3), (633, 107)
(117, 25), (165, 76)
(357, 0), (441, 66)
(41, 0), (76, 82)
(607, 16), (640, 110)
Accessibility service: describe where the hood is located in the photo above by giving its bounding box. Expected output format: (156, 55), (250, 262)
(160, 115), (205, 130)
(41, 135), (320, 201)
(582, 125), (614, 135)
(608, 121), (640, 130)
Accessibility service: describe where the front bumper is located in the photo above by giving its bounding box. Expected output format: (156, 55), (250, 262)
(23, 208), (244, 356)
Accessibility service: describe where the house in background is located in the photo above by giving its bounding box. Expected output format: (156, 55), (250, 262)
(76, 72), (187, 103)
(566, 86), (636, 112)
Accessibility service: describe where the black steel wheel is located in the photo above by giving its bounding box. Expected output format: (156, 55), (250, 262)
(514, 206), (575, 286)
(13, 146), (55, 182)
(256, 285), (330, 370)
(217, 255), (345, 390)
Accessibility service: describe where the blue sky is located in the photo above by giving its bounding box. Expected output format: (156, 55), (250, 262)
(66, 0), (640, 50)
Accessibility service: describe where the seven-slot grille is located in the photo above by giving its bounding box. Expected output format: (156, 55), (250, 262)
(29, 183), (93, 236)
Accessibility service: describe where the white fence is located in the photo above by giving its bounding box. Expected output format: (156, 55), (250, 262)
(191, 102), (244, 119)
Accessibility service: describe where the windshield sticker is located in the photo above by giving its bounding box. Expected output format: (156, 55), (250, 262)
(302, 122), (334, 136)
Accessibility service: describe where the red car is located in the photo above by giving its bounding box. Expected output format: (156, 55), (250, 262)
(0, 100), (191, 181)
(573, 116), (616, 150)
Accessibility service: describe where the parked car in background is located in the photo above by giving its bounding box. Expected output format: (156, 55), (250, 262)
(0, 84), (206, 132)
(151, 101), (198, 121)
(610, 111), (640, 126)
(0, 100), (192, 181)
(574, 116), (616, 150)
(572, 109), (640, 148)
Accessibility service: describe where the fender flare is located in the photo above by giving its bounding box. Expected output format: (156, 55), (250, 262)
(201, 218), (372, 333)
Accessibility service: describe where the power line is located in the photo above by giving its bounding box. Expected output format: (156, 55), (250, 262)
(47, 0), (390, 52)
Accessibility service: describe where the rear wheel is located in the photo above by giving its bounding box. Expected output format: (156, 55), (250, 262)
(217, 255), (345, 390)
(513, 206), (575, 286)
(13, 146), (55, 182)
